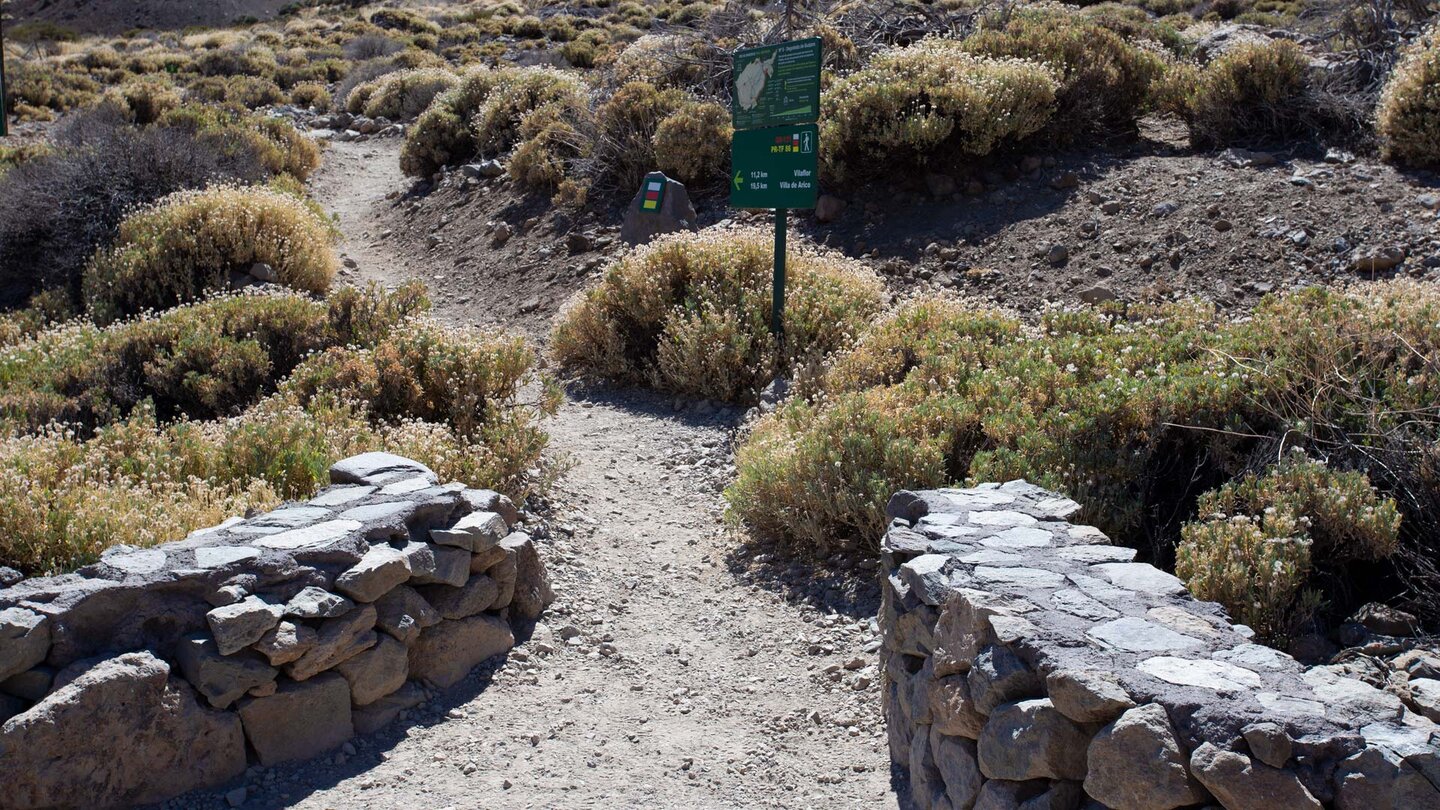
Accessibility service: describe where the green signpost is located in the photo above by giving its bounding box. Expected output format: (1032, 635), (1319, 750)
(729, 36), (821, 338)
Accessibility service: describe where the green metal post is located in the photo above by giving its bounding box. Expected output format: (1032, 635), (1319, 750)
(772, 208), (787, 337)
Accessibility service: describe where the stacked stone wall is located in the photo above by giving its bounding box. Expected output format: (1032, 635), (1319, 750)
(881, 482), (1440, 810)
(0, 452), (552, 809)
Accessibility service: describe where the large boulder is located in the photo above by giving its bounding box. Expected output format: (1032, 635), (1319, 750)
(976, 698), (1090, 781)
(329, 452), (437, 486)
(0, 652), (245, 809)
(500, 532), (554, 621)
(619, 171), (698, 247)
(409, 614), (514, 688)
(236, 672), (353, 766)
(0, 607), (49, 682)
(1190, 742), (1322, 810)
(1085, 703), (1209, 810)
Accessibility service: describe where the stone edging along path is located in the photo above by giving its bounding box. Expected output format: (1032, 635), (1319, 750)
(0, 452), (552, 809)
(881, 482), (1440, 810)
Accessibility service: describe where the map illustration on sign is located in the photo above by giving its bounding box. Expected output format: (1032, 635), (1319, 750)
(730, 37), (821, 131)
(735, 54), (776, 112)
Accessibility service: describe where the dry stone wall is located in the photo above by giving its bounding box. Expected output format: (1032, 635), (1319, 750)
(881, 482), (1440, 810)
(0, 452), (552, 810)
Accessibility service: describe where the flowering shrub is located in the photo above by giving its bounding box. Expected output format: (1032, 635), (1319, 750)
(652, 99), (732, 185)
(1377, 25), (1440, 169)
(552, 229), (885, 402)
(820, 40), (1058, 184)
(960, 6), (1168, 134)
(1177, 454), (1400, 643)
(729, 282), (1440, 622)
(348, 67), (458, 120)
(83, 186), (338, 324)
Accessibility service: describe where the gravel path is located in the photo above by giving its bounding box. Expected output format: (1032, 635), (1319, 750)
(167, 139), (901, 810)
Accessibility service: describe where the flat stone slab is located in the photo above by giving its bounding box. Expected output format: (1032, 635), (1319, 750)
(258, 520), (363, 551)
(1088, 618), (1204, 654)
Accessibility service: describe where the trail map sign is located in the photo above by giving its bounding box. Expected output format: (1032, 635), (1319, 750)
(730, 124), (818, 210)
(731, 37), (821, 132)
(729, 35), (822, 337)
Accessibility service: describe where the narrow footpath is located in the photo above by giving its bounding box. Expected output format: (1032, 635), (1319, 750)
(176, 139), (901, 809)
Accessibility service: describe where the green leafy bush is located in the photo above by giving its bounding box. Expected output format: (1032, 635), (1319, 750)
(820, 39), (1058, 184)
(1177, 454), (1400, 643)
(960, 6), (1168, 134)
(83, 185), (338, 324)
(552, 229), (886, 402)
(1377, 25), (1440, 169)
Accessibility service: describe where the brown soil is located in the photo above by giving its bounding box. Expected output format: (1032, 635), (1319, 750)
(6, 0), (295, 34)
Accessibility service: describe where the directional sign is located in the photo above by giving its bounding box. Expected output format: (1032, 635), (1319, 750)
(731, 37), (821, 131)
(730, 123), (818, 210)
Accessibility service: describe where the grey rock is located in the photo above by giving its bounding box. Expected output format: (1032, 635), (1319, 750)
(0, 566), (23, 586)
(430, 511), (508, 552)
(329, 453), (436, 487)
(1304, 665), (1405, 720)
(207, 597), (282, 656)
(0, 652), (245, 808)
(1351, 246), (1406, 274)
(1085, 703), (1208, 810)
(1078, 286), (1117, 305)
(174, 634), (277, 710)
(977, 698), (1090, 781)
(501, 532), (553, 621)
(1, 666), (53, 701)
(1190, 742), (1321, 810)
(251, 620), (318, 667)
(1393, 649), (1440, 680)
(814, 194), (847, 223)
(1047, 668), (1135, 724)
(352, 679), (426, 734)
(1350, 602), (1420, 637)
(1087, 617), (1203, 654)
(284, 587), (354, 620)
(901, 555), (954, 606)
(408, 543), (470, 588)
(969, 645), (1042, 715)
(335, 634), (408, 706)
(256, 519), (363, 552)
(309, 485), (376, 507)
(248, 262), (276, 282)
(284, 604), (378, 681)
(1243, 722), (1294, 768)
(908, 723), (947, 810)
(931, 730), (983, 809)
(237, 672), (353, 766)
(620, 172), (697, 246)
(418, 574), (499, 621)
(338, 501), (417, 540)
(974, 778), (1048, 809)
(374, 585), (441, 644)
(0, 607), (50, 682)
(334, 546), (411, 603)
(461, 488), (520, 525)
(1138, 656), (1263, 693)
(408, 613), (513, 688)
(1093, 562), (1186, 595)
(1405, 678), (1440, 722)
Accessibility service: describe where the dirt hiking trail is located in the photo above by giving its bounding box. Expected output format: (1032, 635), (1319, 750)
(169, 139), (900, 809)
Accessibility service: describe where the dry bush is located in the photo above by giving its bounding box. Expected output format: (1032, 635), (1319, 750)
(160, 105), (322, 180)
(0, 107), (275, 307)
(652, 99), (732, 184)
(290, 82), (332, 109)
(552, 229), (886, 402)
(0, 313), (556, 574)
(1377, 25), (1440, 168)
(611, 34), (717, 90)
(83, 186), (338, 324)
(359, 67), (458, 120)
(728, 281), (1440, 627)
(1179, 38), (1317, 147)
(1178, 454), (1400, 643)
(961, 5), (1169, 134)
(186, 74), (288, 110)
(819, 39), (1058, 184)
(105, 77), (183, 124)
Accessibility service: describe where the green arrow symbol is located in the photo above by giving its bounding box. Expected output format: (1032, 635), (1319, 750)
(733, 171), (742, 191)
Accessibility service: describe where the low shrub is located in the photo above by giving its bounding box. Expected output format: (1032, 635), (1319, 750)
(652, 99), (731, 184)
(160, 105), (322, 180)
(820, 40), (1058, 184)
(0, 108), (277, 307)
(1176, 39), (1315, 147)
(186, 74), (288, 110)
(961, 6), (1168, 134)
(106, 77), (184, 124)
(611, 34), (714, 90)
(1177, 454), (1400, 643)
(400, 66), (588, 177)
(728, 282), (1440, 624)
(357, 67), (458, 120)
(83, 186), (338, 324)
(552, 229), (886, 402)
(290, 82), (332, 109)
(370, 8), (442, 35)
(1377, 26), (1440, 169)
(0, 285), (426, 432)
(5, 62), (100, 116)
